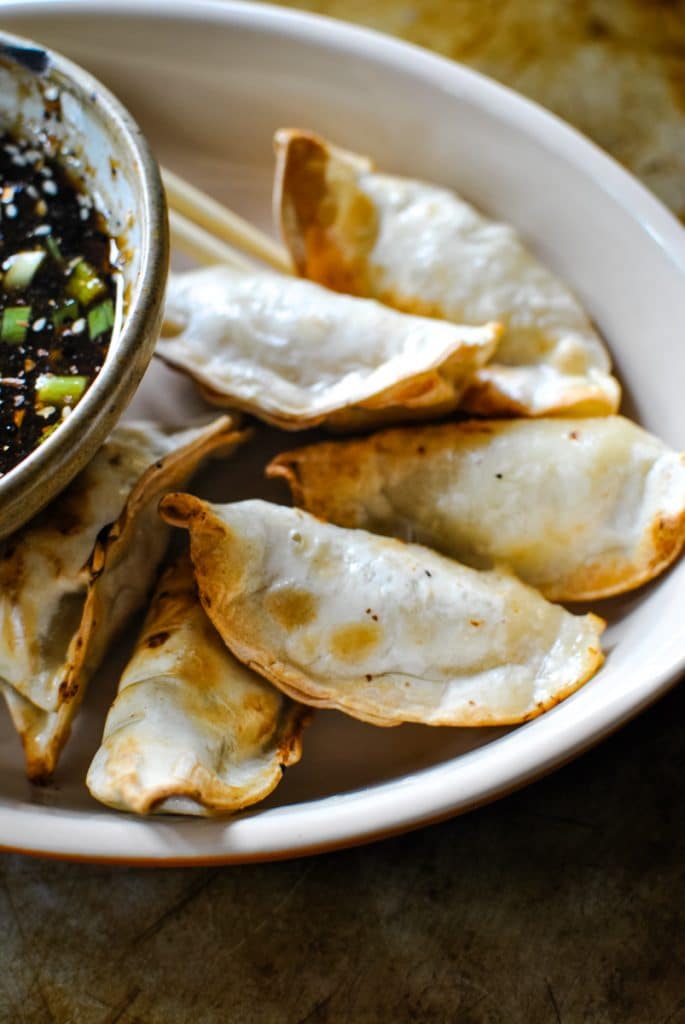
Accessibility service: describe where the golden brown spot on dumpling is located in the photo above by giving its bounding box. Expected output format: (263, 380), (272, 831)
(265, 587), (318, 630)
(330, 622), (381, 661)
(236, 692), (281, 745)
(282, 135), (330, 229)
(649, 508), (685, 569)
(160, 315), (185, 338)
(58, 677), (78, 701)
(280, 132), (377, 295)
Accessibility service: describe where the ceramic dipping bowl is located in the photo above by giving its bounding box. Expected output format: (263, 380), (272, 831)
(0, 30), (168, 537)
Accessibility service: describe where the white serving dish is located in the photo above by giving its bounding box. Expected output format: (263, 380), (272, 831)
(1, 0), (684, 863)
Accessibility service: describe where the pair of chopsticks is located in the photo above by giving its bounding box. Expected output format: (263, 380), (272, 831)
(162, 167), (294, 275)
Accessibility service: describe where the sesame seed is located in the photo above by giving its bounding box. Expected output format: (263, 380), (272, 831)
(42, 180), (58, 196)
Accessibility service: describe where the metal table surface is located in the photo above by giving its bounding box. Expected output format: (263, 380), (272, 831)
(1, 2), (684, 1021)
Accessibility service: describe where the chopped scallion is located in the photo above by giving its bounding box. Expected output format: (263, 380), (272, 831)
(36, 374), (89, 406)
(88, 298), (114, 339)
(4, 250), (45, 290)
(45, 235), (63, 266)
(66, 260), (107, 305)
(1, 306), (31, 344)
(52, 299), (80, 328)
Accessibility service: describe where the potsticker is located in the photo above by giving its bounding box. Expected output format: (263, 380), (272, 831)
(274, 129), (620, 418)
(269, 416), (685, 601)
(0, 416), (248, 779)
(159, 266), (500, 431)
(87, 556), (306, 815)
(161, 497), (605, 728)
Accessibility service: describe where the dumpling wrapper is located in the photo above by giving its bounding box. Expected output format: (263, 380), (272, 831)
(269, 416), (685, 602)
(274, 129), (621, 418)
(158, 266), (500, 431)
(0, 416), (247, 780)
(160, 496), (605, 728)
(87, 556), (307, 816)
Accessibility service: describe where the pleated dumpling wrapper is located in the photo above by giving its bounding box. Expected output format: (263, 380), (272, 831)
(274, 129), (620, 418)
(269, 416), (685, 602)
(0, 416), (247, 780)
(87, 556), (307, 815)
(159, 266), (501, 431)
(160, 497), (605, 727)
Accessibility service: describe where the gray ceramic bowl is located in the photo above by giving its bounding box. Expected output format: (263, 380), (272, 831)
(0, 31), (168, 537)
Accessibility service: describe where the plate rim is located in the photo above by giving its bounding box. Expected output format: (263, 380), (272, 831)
(1, 0), (684, 864)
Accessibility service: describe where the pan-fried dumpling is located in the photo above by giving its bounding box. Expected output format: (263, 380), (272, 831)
(268, 417), (685, 602)
(160, 496), (605, 727)
(274, 129), (620, 418)
(0, 416), (247, 780)
(87, 556), (306, 815)
(158, 266), (500, 431)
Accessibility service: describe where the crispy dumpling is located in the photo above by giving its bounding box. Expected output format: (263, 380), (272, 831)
(87, 556), (306, 816)
(0, 416), (247, 780)
(269, 417), (685, 602)
(274, 129), (620, 418)
(160, 496), (605, 728)
(158, 266), (500, 431)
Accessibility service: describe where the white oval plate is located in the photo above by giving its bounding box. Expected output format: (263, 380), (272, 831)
(2, 0), (684, 864)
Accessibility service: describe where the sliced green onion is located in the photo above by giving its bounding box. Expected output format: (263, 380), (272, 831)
(88, 298), (114, 339)
(66, 260), (107, 305)
(45, 235), (64, 266)
(4, 251), (45, 290)
(52, 298), (80, 329)
(1, 306), (31, 344)
(36, 374), (89, 406)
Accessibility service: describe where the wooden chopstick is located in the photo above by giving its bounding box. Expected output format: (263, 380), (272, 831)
(168, 209), (256, 270)
(162, 166), (294, 275)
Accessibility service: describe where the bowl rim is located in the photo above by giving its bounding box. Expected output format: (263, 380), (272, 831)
(0, 26), (168, 537)
(0, 0), (683, 863)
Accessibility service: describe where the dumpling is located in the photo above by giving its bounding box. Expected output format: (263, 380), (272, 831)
(268, 417), (685, 602)
(274, 129), (620, 418)
(160, 496), (605, 727)
(0, 416), (247, 780)
(158, 266), (500, 431)
(87, 556), (307, 815)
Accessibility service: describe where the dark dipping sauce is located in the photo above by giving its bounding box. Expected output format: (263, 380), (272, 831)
(0, 131), (117, 477)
